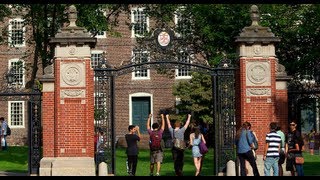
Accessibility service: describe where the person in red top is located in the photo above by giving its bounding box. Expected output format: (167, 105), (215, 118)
(147, 113), (165, 176)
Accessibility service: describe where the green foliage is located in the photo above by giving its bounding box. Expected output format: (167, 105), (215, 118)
(173, 72), (213, 124)
(0, 5), (12, 43)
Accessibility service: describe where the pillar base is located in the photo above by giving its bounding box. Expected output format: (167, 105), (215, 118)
(40, 157), (95, 176)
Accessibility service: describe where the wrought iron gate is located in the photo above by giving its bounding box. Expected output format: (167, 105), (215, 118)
(0, 85), (42, 175)
(94, 59), (237, 175)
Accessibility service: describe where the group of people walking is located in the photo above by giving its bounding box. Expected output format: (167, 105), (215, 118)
(125, 113), (207, 176)
(236, 120), (305, 176)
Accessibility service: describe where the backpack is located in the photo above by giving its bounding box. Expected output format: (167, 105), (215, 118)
(6, 125), (11, 136)
(149, 131), (162, 151)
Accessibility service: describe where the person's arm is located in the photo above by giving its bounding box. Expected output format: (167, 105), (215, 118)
(183, 114), (191, 129)
(166, 114), (172, 129)
(189, 133), (194, 147)
(201, 133), (206, 144)
(135, 126), (141, 138)
(263, 142), (269, 161)
(147, 114), (152, 130)
(160, 114), (165, 130)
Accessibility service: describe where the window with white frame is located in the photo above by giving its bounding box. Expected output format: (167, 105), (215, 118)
(8, 59), (25, 88)
(91, 51), (104, 68)
(176, 50), (192, 79)
(8, 101), (24, 127)
(132, 50), (149, 79)
(174, 7), (192, 38)
(8, 18), (25, 47)
(131, 7), (149, 37)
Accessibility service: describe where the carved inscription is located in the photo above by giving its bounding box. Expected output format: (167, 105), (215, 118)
(246, 88), (271, 96)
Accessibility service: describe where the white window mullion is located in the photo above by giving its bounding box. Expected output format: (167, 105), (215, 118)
(8, 18), (25, 47)
(8, 101), (25, 128)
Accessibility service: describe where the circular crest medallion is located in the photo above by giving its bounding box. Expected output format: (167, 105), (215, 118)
(157, 31), (170, 47)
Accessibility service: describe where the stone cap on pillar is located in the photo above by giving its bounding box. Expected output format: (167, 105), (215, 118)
(276, 62), (292, 82)
(49, 5), (96, 48)
(235, 5), (280, 45)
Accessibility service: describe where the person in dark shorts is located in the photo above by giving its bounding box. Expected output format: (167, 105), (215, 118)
(285, 120), (304, 176)
(147, 113), (165, 176)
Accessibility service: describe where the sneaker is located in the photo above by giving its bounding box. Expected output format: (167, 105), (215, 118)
(156, 173), (160, 176)
(149, 173), (153, 176)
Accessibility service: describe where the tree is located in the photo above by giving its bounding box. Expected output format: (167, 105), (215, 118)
(0, 5), (11, 43)
(141, 4), (320, 125)
(8, 4), (130, 89)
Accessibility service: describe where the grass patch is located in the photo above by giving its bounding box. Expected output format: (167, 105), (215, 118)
(302, 152), (320, 176)
(115, 147), (214, 176)
(1, 146), (320, 176)
(0, 146), (28, 173)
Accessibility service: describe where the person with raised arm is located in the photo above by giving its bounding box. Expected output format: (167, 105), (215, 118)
(147, 113), (165, 176)
(166, 113), (191, 176)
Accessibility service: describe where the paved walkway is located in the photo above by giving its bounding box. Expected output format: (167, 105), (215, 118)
(246, 155), (291, 176)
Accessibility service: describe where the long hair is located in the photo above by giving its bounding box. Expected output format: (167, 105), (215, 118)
(193, 126), (201, 139)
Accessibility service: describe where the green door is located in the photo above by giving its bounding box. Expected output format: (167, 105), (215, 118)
(132, 97), (150, 134)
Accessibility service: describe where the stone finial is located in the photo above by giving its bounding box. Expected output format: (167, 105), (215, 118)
(68, 5), (77, 27)
(250, 5), (260, 26)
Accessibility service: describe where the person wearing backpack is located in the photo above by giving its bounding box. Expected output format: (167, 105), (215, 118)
(0, 117), (8, 151)
(147, 113), (165, 176)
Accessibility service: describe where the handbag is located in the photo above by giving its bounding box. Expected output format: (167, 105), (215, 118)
(173, 138), (185, 150)
(199, 140), (208, 154)
(295, 156), (304, 164)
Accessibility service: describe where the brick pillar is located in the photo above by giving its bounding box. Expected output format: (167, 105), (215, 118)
(235, 5), (282, 155)
(40, 65), (55, 157)
(39, 5), (97, 176)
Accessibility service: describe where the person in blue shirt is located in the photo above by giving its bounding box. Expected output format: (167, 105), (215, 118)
(236, 121), (260, 176)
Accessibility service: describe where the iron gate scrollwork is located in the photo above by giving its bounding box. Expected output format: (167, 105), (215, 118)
(94, 58), (237, 175)
(0, 84), (42, 175)
(213, 59), (237, 175)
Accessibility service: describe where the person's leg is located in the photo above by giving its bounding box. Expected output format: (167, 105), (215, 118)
(3, 135), (7, 151)
(127, 156), (132, 175)
(172, 148), (179, 175)
(156, 151), (163, 176)
(296, 164), (304, 176)
(150, 152), (155, 175)
(278, 162), (283, 176)
(278, 150), (285, 176)
(199, 154), (205, 174)
(175, 150), (184, 176)
(131, 155), (138, 176)
(272, 158), (279, 176)
(264, 157), (272, 176)
(156, 162), (161, 175)
(246, 150), (260, 176)
(238, 153), (247, 176)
